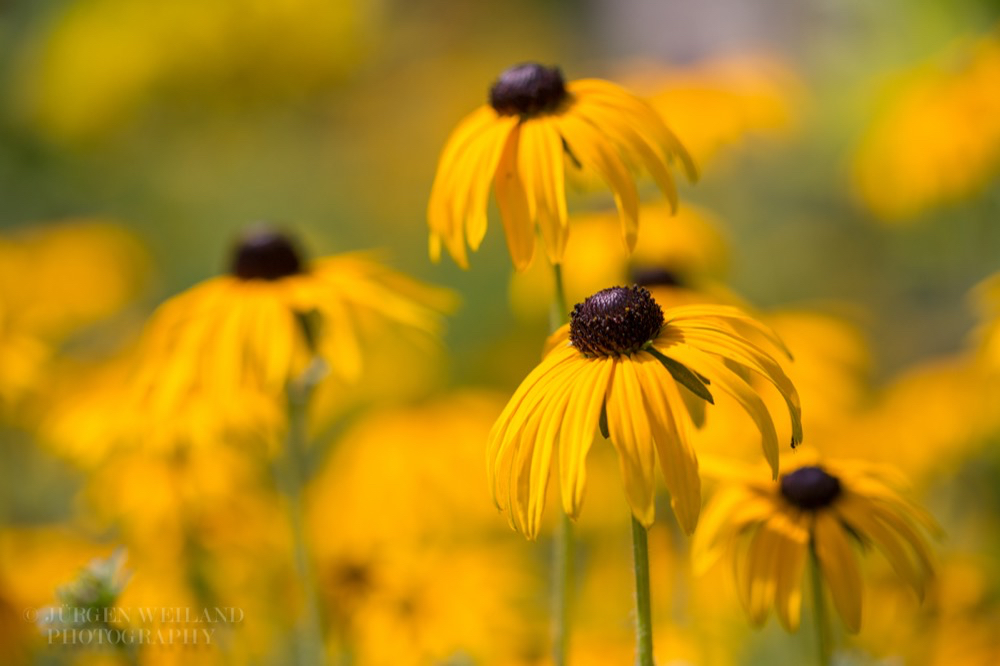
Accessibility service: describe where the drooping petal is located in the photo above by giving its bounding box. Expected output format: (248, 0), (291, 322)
(524, 367), (578, 536)
(488, 346), (579, 508)
(569, 78), (699, 182)
(657, 342), (781, 478)
(746, 521), (782, 625)
(664, 304), (793, 358)
(634, 352), (701, 534)
(494, 125), (536, 271)
(427, 107), (497, 268)
(835, 493), (928, 598)
(605, 358), (657, 526)
(773, 512), (809, 632)
(554, 113), (640, 252)
(678, 326), (802, 445)
(692, 487), (771, 573)
(558, 356), (615, 518)
(572, 94), (680, 212)
(518, 119), (570, 263)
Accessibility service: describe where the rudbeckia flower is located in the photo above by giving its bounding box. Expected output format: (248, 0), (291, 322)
(113, 226), (453, 449)
(488, 285), (802, 539)
(428, 63), (697, 271)
(692, 457), (939, 634)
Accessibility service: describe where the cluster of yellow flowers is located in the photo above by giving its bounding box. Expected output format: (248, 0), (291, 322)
(2, 14), (1000, 666)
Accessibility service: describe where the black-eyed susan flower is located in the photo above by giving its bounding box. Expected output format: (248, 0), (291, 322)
(692, 457), (939, 635)
(141, 226), (451, 385)
(79, 226), (453, 452)
(488, 285), (802, 539)
(428, 63), (697, 271)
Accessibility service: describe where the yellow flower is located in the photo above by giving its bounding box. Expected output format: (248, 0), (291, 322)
(307, 391), (512, 547)
(306, 395), (537, 665)
(428, 63), (697, 271)
(82, 226), (453, 451)
(852, 29), (1000, 220)
(633, 52), (802, 167)
(693, 457), (939, 634)
(508, 202), (736, 323)
(488, 285), (802, 538)
(0, 219), (148, 405)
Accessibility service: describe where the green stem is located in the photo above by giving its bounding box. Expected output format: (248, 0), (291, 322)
(281, 368), (326, 666)
(550, 263), (572, 666)
(809, 542), (831, 666)
(551, 263), (569, 331)
(631, 516), (654, 666)
(553, 511), (572, 666)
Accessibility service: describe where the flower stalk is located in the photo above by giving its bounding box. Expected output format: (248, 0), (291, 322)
(809, 541), (832, 666)
(551, 262), (572, 666)
(631, 516), (654, 666)
(278, 314), (328, 666)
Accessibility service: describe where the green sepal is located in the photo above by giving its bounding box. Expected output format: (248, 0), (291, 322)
(646, 347), (714, 405)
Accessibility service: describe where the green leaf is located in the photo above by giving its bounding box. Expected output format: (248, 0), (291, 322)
(647, 348), (714, 405)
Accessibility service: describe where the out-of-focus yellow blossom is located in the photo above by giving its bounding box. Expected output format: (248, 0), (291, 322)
(491, 286), (801, 537)
(921, 613), (1000, 666)
(19, 0), (377, 141)
(509, 202), (736, 323)
(694, 455), (939, 634)
(0, 220), (147, 406)
(828, 354), (993, 484)
(428, 62), (696, 271)
(317, 543), (533, 666)
(49, 227), (453, 455)
(853, 553), (994, 663)
(308, 393), (537, 664)
(853, 30), (1000, 221)
(307, 391), (509, 546)
(623, 52), (801, 167)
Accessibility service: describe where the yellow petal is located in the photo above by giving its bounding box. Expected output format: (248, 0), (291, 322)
(605, 358), (657, 526)
(773, 512), (809, 632)
(835, 494), (927, 599)
(494, 125), (536, 271)
(555, 113), (640, 252)
(634, 353), (701, 534)
(558, 356), (615, 518)
(518, 119), (569, 263)
(658, 343), (780, 478)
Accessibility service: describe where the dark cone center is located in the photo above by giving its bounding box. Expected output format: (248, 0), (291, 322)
(570, 286), (664, 357)
(780, 465), (842, 510)
(630, 265), (686, 289)
(231, 227), (304, 281)
(489, 63), (568, 117)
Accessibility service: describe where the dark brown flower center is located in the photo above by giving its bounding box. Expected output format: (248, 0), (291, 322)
(780, 466), (842, 510)
(570, 286), (664, 357)
(630, 265), (686, 289)
(489, 63), (568, 117)
(231, 227), (303, 281)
